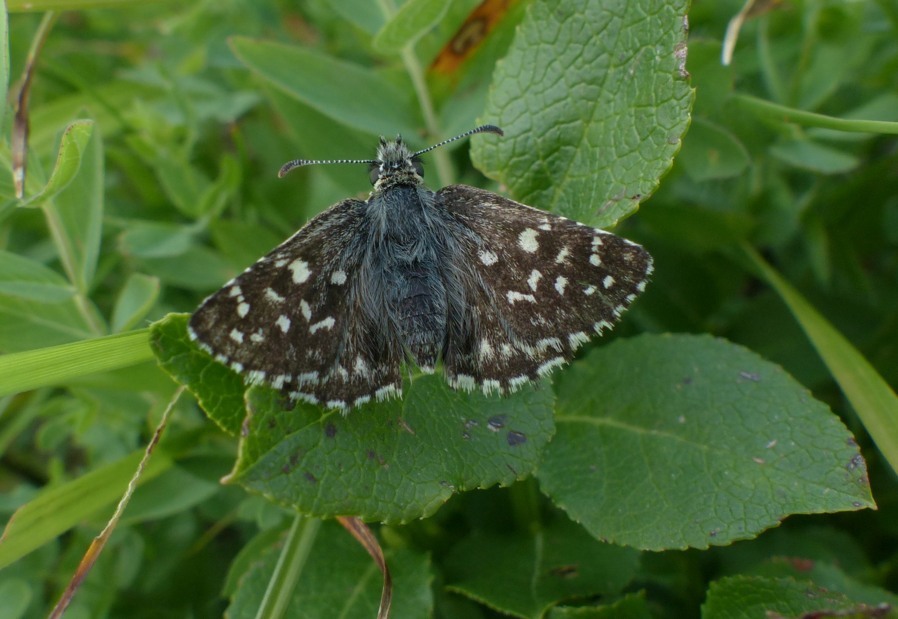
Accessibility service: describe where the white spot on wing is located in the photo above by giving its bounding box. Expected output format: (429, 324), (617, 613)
(453, 374), (476, 391)
(555, 247), (570, 264)
(300, 300), (312, 321)
(237, 302), (250, 318)
(527, 269), (542, 291)
(603, 275), (615, 289)
(276, 315), (291, 333)
(288, 259), (311, 284)
(265, 288), (285, 303)
(229, 328), (244, 343)
(537, 357), (565, 376)
(589, 254), (602, 266)
(479, 249), (498, 266)
(555, 276), (568, 295)
(331, 270), (347, 285)
(518, 228), (539, 253)
(228, 286), (242, 297)
(584, 285), (596, 296)
(309, 317), (335, 333)
(507, 291), (537, 304)
(568, 331), (590, 349)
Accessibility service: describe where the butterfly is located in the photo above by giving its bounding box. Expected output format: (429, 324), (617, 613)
(188, 125), (652, 410)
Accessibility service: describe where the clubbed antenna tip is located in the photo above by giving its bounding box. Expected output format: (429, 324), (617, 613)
(278, 124), (504, 177)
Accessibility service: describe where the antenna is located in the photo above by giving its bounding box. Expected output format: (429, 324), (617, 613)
(278, 125), (504, 178)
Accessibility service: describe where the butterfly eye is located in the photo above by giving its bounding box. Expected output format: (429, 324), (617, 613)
(368, 163), (381, 185)
(412, 158), (424, 178)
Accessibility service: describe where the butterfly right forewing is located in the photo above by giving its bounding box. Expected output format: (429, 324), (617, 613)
(438, 185), (653, 393)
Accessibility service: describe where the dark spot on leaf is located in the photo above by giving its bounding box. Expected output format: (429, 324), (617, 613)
(325, 423), (337, 438)
(282, 451), (301, 474)
(488, 414), (507, 431)
(464, 419), (479, 430)
(507, 430), (526, 446)
(241, 415), (252, 438)
(847, 437), (858, 447)
(709, 528), (720, 537)
(304, 471), (318, 484)
(739, 370), (761, 381)
(847, 454), (864, 471)
(681, 376), (692, 386)
(549, 564), (579, 579)
(267, 418), (277, 429)
(462, 431), (471, 440)
(367, 449), (377, 461)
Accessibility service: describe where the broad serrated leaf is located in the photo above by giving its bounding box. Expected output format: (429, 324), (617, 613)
(373, 0), (450, 54)
(444, 516), (640, 619)
(472, 0), (692, 227)
(537, 334), (874, 551)
(701, 575), (882, 619)
(226, 520), (433, 619)
(229, 37), (421, 138)
(0, 250), (75, 302)
(230, 373), (554, 522)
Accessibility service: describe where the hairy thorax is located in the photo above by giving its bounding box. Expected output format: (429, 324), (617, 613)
(367, 184), (450, 370)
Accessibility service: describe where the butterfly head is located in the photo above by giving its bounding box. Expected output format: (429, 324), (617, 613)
(369, 135), (425, 189)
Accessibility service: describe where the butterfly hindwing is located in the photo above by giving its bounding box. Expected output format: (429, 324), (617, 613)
(188, 198), (403, 409)
(438, 185), (653, 393)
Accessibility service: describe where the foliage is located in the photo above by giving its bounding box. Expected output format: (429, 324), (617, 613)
(1, 0), (897, 617)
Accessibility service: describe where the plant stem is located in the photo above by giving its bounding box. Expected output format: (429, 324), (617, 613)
(375, 0), (454, 186)
(254, 515), (322, 619)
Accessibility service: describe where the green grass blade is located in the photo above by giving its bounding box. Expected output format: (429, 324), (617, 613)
(0, 329), (153, 396)
(0, 450), (173, 569)
(743, 244), (898, 475)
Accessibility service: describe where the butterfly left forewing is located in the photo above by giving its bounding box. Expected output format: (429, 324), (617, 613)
(189, 198), (403, 409)
(438, 184), (652, 392)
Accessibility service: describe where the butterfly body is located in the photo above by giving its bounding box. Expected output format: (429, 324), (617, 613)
(189, 127), (652, 410)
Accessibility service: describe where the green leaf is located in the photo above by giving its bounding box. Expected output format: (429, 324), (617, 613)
(330, 0), (385, 35)
(677, 118), (750, 181)
(111, 273), (160, 333)
(472, 0), (693, 226)
(150, 313), (247, 437)
(445, 516), (640, 619)
(547, 593), (652, 618)
(18, 119), (94, 207)
(0, 295), (99, 352)
(40, 119), (104, 292)
(0, 330), (153, 396)
(537, 334), (874, 551)
(233, 376), (554, 522)
(753, 558), (898, 608)
(119, 221), (199, 259)
(227, 520), (433, 619)
(0, 450), (172, 569)
(743, 245), (898, 478)
(770, 139), (859, 174)
(229, 36), (421, 138)
(0, 250), (75, 302)
(373, 0), (451, 54)
(701, 575), (880, 619)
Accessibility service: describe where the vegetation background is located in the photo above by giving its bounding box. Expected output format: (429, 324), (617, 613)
(1, 0), (897, 617)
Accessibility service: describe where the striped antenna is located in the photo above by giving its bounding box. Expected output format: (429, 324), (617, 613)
(278, 124), (504, 178)
(278, 156), (376, 178)
(413, 125), (504, 157)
